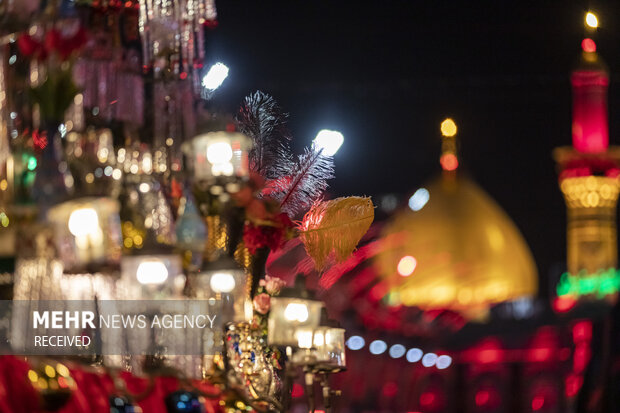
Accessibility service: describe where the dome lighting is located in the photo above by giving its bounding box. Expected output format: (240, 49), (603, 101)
(440, 153), (458, 171)
(346, 335), (365, 350)
(313, 129), (344, 156)
(440, 118), (457, 137)
(397, 256), (417, 277)
(408, 187), (430, 211)
(369, 340), (387, 355)
(422, 352), (438, 367)
(406, 348), (423, 363)
(389, 344), (406, 359)
(436, 355), (452, 369)
(585, 11), (598, 29)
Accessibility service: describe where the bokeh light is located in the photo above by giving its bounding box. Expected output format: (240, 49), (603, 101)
(369, 340), (388, 355)
(389, 344), (406, 359)
(397, 256), (417, 276)
(313, 129), (344, 156)
(346, 335), (365, 350)
(585, 11), (598, 29)
(440, 118), (457, 137)
(581, 38), (596, 53)
(406, 348), (423, 363)
(408, 188), (430, 211)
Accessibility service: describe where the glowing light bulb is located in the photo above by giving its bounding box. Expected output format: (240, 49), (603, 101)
(313, 331), (325, 347)
(284, 302), (309, 322)
(313, 130), (344, 156)
(397, 256), (417, 276)
(68, 208), (99, 237)
(408, 188), (429, 211)
(209, 272), (236, 293)
(206, 142), (233, 164)
(296, 330), (314, 349)
(440, 118), (457, 137)
(136, 260), (169, 285)
(585, 12), (598, 29)
(202, 62), (229, 90)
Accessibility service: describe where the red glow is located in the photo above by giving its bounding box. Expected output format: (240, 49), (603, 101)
(440, 153), (458, 171)
(528, 348), (552, 362)
(531, 396), (545, 411)
(573, 345), (591, 373)
(179, 72), (188, 80)
(571, 69), (609, 153)
(572, 321), (592, 343)
(478, 349), (501, 364)
(581, 38), (596, 53)
(291, 383), (304, 398)
(553, 296), (576, 313)
(382, 382), (399, 397)
(475, 390), (490, 406)
(369, 283), (388, 301)
(420, 392), (436, 407)
(565, 374), (583, 398)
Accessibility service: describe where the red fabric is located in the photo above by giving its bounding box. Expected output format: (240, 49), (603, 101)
(0, 357), (224, 413)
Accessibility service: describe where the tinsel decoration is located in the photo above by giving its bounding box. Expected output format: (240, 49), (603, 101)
(236, 91), (294, 180)
(266, 148), (335, 218)
(299, 196), (374, 270)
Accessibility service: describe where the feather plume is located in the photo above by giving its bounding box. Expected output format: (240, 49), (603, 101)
(299, 196), (374, 271)
(266, 147), (335, 217)
(236, 91), (294, 179)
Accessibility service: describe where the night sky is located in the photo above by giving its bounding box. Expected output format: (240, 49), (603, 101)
(206, 1), (620, 297)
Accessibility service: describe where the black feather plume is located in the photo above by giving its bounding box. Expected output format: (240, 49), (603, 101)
(266, 147), (335, 217)
(236, 91), (294, 180)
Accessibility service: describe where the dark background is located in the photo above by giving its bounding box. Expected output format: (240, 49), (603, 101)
(205, 1), (620, 298)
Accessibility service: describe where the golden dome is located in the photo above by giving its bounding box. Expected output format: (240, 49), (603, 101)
(376, 175), (538, 316)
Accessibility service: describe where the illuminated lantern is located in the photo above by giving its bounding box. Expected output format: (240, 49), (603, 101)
(47, 197), (122, 273)
(268, 276), (323, 347)
(183, 131), (251, 183)
(311, 309), (346, 370)
(571, 39), (609, 153)
(120, 250), (185, 299)
(191, 255), (248, 323)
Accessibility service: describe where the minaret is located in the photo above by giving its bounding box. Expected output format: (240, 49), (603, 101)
(554, 12), (620, 295)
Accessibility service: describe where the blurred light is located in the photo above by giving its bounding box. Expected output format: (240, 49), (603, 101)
(420, 392), (436, 408)
(397, 256), (417, 277)
(284, 302), (309, 322)
(440, 153), (458, 171)
(206, 142), (233, 164)
(369, 340), (387, 355)
(139, 183), (150, 193)
(291, 383), (304, 398)
(296, 330), (313, 349)
(389, 344), (406, 359)
(585, 12), (598, 29)
(202, 62), (229, 90)
(27, 156), (37, 171)
(565, 374), (583, 398)
(406, 348), (423, 363)
(347, 335), (365, 350)
(422, 352), (437, 367)
(581, 38), (596, 53)
(475, 390), (490, 407)
(436, 355), (452, 369)
(313, 129), (344, 156)
(382, 382), (398, 397)
(572, 321), (592, 343)
(68, 208), (99, 237)
(408, 188), (430, 211)
(440, 118), (457, 137)
(531, 395), (545, 411)
(136, 260), (169, 285)
(210, 272), (237, 294)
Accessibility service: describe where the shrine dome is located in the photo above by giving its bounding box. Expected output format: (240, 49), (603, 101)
(375, 174), (538, 317)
